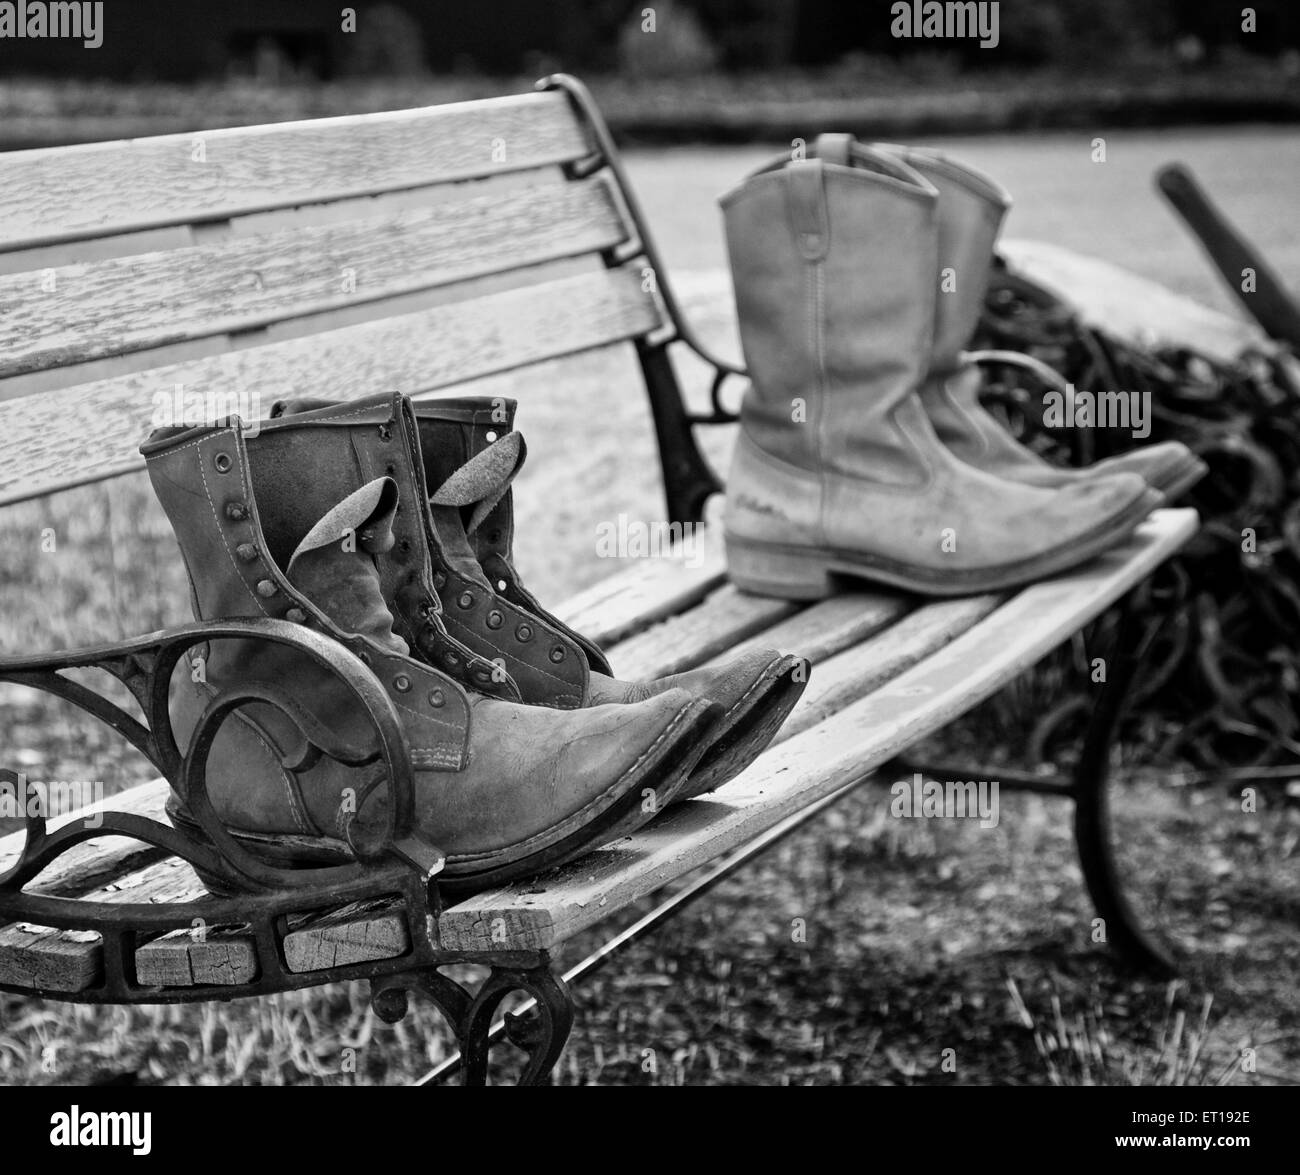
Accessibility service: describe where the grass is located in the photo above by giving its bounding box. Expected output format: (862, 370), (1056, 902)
(1, 132), (1298, 1085)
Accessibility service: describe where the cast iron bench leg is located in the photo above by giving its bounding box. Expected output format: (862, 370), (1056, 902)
(373, 959), (575, 1086)
(1071, 590), (1179, 977)
(897, 584), (1181, 977)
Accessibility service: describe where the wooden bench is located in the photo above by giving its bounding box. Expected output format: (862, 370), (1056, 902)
(0, 75), (1198, 1085)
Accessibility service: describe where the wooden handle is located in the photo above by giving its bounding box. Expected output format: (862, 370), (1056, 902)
(1155, 162), (1300, 349)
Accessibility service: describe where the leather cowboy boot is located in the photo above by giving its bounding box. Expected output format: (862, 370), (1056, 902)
(270, 394), (808, 802)
(719, 142), (1162, 600)
(142, 415), (721, 894)
(846, 138), (1204, 502)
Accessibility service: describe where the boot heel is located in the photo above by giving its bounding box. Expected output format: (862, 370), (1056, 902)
(725, 538), (835, 600)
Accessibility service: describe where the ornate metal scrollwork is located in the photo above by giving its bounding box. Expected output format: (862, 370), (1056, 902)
(372, 961), (575, 1086)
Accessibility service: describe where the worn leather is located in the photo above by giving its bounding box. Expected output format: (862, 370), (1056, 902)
(405, 398), (807, 797)
(267, 395), (591, 707)
(142, 419), (716, 882)
(873, 144), (1204, 500)
(720, 141), (1158, 587)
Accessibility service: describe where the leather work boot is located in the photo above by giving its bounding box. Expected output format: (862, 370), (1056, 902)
(269, 394), (808, 802)
(840, 137), (1204, 502)
(141, 416), (721, 894)
(719, 142), (1163, 600)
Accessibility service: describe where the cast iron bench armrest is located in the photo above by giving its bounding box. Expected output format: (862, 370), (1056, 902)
(0, 617), (439, 900)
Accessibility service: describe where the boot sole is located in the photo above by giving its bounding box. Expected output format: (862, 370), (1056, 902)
(726, 493), (1155, 600)
(168, 697), (721, 898)
(673, 654), (807, 802)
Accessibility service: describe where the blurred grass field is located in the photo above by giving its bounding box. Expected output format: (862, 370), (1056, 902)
(1, 128), (1297, 1085)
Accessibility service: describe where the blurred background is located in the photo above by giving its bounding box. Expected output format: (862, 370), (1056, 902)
(2, 0), (1299, 149)
(0, 1), (1297, 1086)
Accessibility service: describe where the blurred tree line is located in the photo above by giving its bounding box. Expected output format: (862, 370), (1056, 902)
(4, 0), (1296, 81)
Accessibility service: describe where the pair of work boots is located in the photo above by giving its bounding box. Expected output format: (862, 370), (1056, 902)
(722, 134), (1207, 599)
(142, 394), (807, 895)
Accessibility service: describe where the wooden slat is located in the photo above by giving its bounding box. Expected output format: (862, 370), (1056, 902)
(555, 528), (727, 647)
(0, 176), (625, 380)
(0, 266), (660, 506)
(436, 510), (1198, 952)
(705, 591), (913, 668)
(0, 777), (171, 895)
(0, 91), (589, 251)
(781, 595), (1003, 739)
(282, 900), (410, 974)
(0, 856), (205, 993)
(606, 586), (799, 680)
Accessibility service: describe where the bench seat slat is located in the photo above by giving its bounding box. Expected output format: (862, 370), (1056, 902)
(435, 510), (1198, 953)
(0, 176), (625, 380)
(0, 92), (590, 251)
(606, 585), (799, 680)
(0, 266), (661, 506)
(554, 528), (727, 647)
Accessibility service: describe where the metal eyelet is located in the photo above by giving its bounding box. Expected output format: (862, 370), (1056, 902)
(549, 645), (566, 663)
(497, 579), (508, 592)
(427, 689), (445, 708)
(443, 651), (460, 669)
(393, 674), (411, 693)
(485, 431), (498, 442)
(486, 610), (504, 630)
(286, 608), (306, 623)
(213, 452), (233, 473)
(235, 543), (258, 562)
(255, 579), (277, 597)
(516, 623), (533, 642)
(457, 591), (474, 609)
(378, 424), (393, 441)
(224, 502), (248, 521)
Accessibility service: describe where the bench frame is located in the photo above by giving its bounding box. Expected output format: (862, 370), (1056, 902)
(0, 73), (1185, 1087)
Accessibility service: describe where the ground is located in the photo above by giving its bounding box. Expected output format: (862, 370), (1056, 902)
(0, 129), (1297, 1085)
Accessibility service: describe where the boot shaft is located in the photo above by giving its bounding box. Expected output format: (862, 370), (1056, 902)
(141, 411), (474, 771)
(720, 141), (940, 482)
(877, 144), (1010, 371)
(270, 395), (597, 706)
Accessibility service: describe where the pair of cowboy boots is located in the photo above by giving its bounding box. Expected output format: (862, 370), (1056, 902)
(143, 394), (806, 895)
(721, 134), (1206, 599)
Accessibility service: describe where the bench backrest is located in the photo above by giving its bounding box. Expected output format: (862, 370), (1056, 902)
(0, 77), (714, 513)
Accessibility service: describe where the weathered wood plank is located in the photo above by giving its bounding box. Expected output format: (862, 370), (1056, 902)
(0, 856), (207, 993)
(606, 586), (799, 680)
(705, 591), (913, 669)
(282, 899), (411, 973)
(1000, 238), (1269, 365)
(0, 91), (589, 250)
(0, 266), (660, 506)
(435, 509), (1198, 952)
(554, 527), (727, 647)
(780, 595), (1003, 740)
(0, 777), (171, 896)
(0, 176), (625, 379)
(134, 922), (258, 988)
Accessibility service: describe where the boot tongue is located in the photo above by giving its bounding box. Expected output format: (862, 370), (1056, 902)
(286, 477), (410, 655)
(427, 432), (525, 587)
